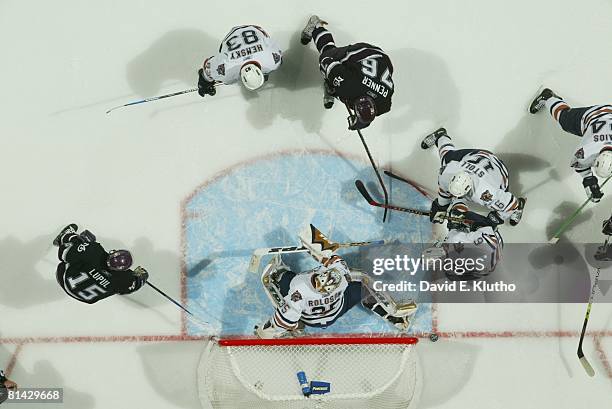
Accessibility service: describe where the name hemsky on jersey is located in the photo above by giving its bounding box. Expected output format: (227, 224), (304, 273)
(228, 44), (264, 60)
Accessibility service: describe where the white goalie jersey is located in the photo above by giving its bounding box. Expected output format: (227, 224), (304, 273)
(438, 150), (520, 220)
(273, 258), (350, 329)
(202, 25), (282, 85)
(571, 105), (612, 177)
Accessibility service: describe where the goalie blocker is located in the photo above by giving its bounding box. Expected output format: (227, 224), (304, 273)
(254, 225), (416, 339)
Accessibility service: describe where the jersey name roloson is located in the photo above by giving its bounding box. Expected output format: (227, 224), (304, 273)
(308, 291), (342, 307)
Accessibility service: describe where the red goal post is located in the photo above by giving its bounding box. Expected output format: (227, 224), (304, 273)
(198, 335), (421, 409)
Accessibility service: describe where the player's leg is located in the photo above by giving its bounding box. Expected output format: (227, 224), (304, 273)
(52, 223), (78, 247)
(421, 127), (456, 162)
(529, 88), (589, 137)
(361, 281), (417, 331)
(300, 15), (328, 46)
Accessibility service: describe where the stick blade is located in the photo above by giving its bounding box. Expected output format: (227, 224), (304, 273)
(355, 180), (375, 204)
(578, 355), (595, 377)
(548, 236), (560, 244)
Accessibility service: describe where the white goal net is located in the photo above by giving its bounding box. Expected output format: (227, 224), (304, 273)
(198, 335), (421, 409)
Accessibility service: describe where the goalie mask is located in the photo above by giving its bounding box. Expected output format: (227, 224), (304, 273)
(313, 267), (342, 294)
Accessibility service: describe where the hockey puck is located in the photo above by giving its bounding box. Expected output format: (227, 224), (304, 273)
(429, 333), (439, 342)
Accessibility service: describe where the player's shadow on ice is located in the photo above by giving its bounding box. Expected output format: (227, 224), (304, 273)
(126, 29), (218, 97)
(7, 360), (95, 409)
(137, 342), (203, 409)
(417, 341), (479, 408)
(382, 47), (461, 136)
(240, 30), (330, 133)
(547, 196), (612, 242)
(0, 235), (64, 309)
(494, 153), (555, 196)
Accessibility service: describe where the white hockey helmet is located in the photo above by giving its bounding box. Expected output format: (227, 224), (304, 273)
(313, 267), (342, 294)
(594, 150), (612, 178)
(240, 62), (265, 91)
(449, 171), (474, 197)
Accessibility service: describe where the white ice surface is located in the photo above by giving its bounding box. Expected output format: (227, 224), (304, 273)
(0, 0), (611, 407)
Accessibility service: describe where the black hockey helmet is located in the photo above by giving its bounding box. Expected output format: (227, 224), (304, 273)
(107, 249), (133, 271)
(354, 96), (376, 124)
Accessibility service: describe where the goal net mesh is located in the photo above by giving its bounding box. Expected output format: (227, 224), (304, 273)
(198, 336), (421, 409)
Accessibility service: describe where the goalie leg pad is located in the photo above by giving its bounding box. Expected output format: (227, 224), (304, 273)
(361, 281), (417, 331)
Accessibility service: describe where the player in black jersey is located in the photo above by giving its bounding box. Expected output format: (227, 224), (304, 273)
(0, 370), (17, 404)
(604, 214), (612, 236)
(53, 224), (148, 304)
(301, 15), (394, 130)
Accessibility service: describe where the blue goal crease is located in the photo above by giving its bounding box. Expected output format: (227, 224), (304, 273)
(184, 152), (433, 336)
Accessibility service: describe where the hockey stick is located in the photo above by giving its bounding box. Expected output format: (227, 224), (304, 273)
(549, 175), (612, 244)
(105, 83), (222, 114)
(384, 170), (414, 186)
(577, 237), (608, 376)
(355, 180), (472, 224)
(146, 281), (208, 325)
(345, 104), (389, 222)
(248, 239), (385, 273)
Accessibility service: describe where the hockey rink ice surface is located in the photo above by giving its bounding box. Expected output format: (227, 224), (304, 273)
(1, 0), (612, 407)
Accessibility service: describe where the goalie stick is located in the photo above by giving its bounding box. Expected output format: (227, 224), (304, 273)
(355, 180), (472, 224)
(577, 237), (609, 376)
(248, 237), (385, 273)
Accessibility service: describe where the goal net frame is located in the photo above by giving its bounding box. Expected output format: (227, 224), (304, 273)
(197, 334), (421, 409)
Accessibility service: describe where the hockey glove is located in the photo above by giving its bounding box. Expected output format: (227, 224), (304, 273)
(509, 197), (527, 226)
(197, 69), (216, 97)
(429, 199), (449, 224)
(486, 211), (504, 227)
(127, 266), (149, 293)
(583, 176), (603, 203)
(447, 203), (469, 232)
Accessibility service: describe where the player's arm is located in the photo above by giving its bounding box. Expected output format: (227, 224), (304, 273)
(61, 237), (106, 265)
(430, 178), (453, 224)
(487, 189), (526, 226)
(111, 266), (149, 295)
(579, 171), (603, 203)
(255, 280), (305, 339)
(197, 57), (219, 97)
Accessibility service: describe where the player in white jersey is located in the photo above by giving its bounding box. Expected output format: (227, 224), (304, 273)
(421, 127), (526, 228)
(423, 202), (504, 280)
(529, 88), (612, 203)
(197, 25), (283, 97)
(254, 227), (417, 339)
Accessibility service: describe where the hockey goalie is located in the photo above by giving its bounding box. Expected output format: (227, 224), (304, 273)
(254, 225), (417, 339)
